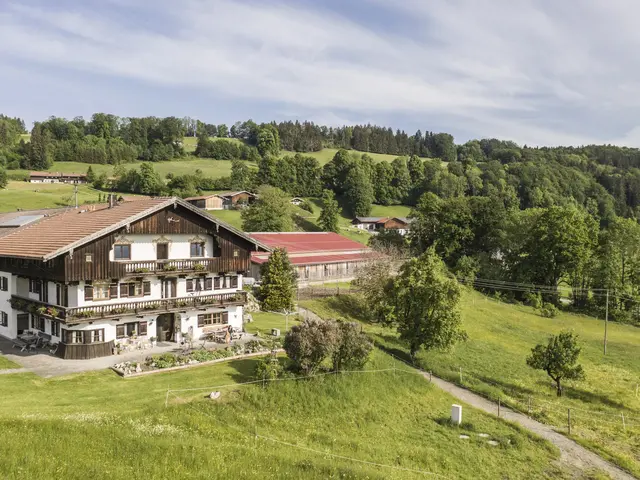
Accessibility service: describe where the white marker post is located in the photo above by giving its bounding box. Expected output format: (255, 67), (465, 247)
(451, 404), (462, 425)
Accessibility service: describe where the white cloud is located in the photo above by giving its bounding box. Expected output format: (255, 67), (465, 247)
(2, 0), (640, 145)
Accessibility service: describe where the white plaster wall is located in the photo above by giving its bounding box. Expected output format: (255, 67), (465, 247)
(179, 305), (243, 340)
(0, 272), (17, 339)
(107, 234), (214, 262)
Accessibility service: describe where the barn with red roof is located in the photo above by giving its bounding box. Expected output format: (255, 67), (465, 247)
(248, 232), (371, 284)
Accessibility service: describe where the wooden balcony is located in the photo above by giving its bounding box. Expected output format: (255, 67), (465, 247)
(11, 292), (246, 323)
(121, 258), (225, 276)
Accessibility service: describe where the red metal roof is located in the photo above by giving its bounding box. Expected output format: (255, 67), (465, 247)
(249, 232), (365, 253)
(252, 252), (368, 266)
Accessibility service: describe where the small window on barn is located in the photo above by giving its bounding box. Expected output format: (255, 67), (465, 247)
(233, 249), (239, 258)
(86, 253), (93, 263)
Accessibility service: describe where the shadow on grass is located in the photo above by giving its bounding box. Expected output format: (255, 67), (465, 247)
(293, 214), (321, 232)
(322, 295), (368, 321)
(474, 374), (537, 397)
(226, 358), (263, 384)
(564, 386), (630, 410)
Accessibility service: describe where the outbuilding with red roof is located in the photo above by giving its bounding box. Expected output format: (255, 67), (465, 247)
(248, 232), (371, 284)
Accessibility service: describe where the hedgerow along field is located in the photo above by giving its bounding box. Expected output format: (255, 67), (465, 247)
(300, 288), (640, 477)
(0, 348), (574, 480)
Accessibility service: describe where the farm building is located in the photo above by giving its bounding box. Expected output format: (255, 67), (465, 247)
(29, 172), (88, 184)
(352, 217), (412, 235)
(248, 232), (370, 284)
(184, 194), (224, 211)
(290, 197), (304, 206)
(217, 191), (257, 209)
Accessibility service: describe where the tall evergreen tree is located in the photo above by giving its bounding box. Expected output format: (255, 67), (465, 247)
(343, 164), (374, 217)
(318, 189), (340, 232)
(27, 122), (53, 170)
(259, 248), (297, 311)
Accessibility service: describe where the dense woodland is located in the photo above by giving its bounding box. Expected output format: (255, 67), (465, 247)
(3, 113), (640, 322)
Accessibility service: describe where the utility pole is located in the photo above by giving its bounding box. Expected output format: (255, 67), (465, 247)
(604, 289), (609, 355)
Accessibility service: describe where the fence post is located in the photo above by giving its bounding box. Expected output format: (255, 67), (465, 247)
(262, 374), (266, 389)
(165, 389), (170, 408)
(429, 371), (432, 383)
(636, 384), (639, 399)
(459, 367), (463, 384)
(498, 398), (501, 418)
(527, 396), (531, 415)
(567, 408), (571, 435)
(622, 412), (626, 431)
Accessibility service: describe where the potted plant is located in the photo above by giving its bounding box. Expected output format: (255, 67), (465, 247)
(129, 330), (137, 340)
(193, 263), (205, 272)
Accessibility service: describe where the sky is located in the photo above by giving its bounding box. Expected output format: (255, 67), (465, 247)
(1, 0), (640, 147)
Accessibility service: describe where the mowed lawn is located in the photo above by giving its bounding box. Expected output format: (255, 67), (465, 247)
(0, 348), (569, 479)
(301, 289), (640, 477)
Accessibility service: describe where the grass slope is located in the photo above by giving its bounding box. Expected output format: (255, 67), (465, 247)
(301, 289), (640, 477)
(0, 349), (567, 479)
(0, 181), (103, 213)
(0, 356), (21, 369)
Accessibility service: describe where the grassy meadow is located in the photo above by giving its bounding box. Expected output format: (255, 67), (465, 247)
(0, 181), (104, 213)
(0, 348), (573, 479)
(0, 356), (20, 369)
(300, 289), (640, 477)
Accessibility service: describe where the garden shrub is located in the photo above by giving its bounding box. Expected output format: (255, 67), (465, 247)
(540, 303), (558, 318)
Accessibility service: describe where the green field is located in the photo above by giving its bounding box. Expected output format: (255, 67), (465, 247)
(281, 148), (420, 166)
(243, 311), (300, 336)
(0, 350), (572, 479)
(0, 181), (104, 213)
(0, 356), (20, 369)
(301, 289), (640, 477)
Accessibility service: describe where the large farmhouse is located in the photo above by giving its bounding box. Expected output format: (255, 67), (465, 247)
(248, 232), (370, 284)
(0, 197), (266, 360)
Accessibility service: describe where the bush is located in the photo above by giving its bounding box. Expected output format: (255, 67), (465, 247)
(150, 353), (178, 368)
(298, 200), (314, 214)
(524, 292), (543, 310)
(283, 319), (340, 374)
(539, 303), (558, 318)
(254, 354), (284, 381)
(332, 322), (373, 371)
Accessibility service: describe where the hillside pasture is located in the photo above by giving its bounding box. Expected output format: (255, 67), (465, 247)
(300, 289), (640, 477)
(0, 181), (103, 213)
(0, 350), (570, 479)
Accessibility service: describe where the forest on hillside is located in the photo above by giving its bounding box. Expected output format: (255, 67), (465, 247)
(3, 112), (640, 323)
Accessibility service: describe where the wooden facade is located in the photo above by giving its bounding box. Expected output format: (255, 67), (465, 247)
(62, 205), (255, 282)
(57, 340), (115, 359)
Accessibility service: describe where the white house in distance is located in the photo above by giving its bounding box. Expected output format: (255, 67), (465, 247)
(0, 197), (267, 360)
(351, 217), (412, 236)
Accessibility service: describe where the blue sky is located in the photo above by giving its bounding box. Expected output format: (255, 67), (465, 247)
(2, 0), (640, 146)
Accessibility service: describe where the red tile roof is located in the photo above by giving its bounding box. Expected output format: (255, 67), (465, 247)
(248, 232), (365, 253)
(252, 252), (368, 266)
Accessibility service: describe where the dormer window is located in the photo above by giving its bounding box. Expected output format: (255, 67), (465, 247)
(114, 244), (131, 260)
(190, 242), (205, 258)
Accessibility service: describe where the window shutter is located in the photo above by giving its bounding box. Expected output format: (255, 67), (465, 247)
(143, 282), (151, 296)
(138, 321), (148, 336)
(119, 283), (128, 298)
(110, 284), (118, 299)
(64, 329), (72, 344)
(222, 312), (229, 324)
(205, 278), (213, 290)
(214, 277), (221, 289)
(84, 285), (94, 301)
(186, 279), (193, 292)
(230, 276), (238, 288)
(84, 331), (91, 344)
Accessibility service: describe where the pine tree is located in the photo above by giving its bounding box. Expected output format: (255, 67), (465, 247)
(27, 122), (53, 170)
(318, 189), (340, 232)
(86, 166), (96, 183)
(259, 248), (297, 311)
(343, 165), (374, 217)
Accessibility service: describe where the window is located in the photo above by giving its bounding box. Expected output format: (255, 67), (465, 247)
(85, 253), (93, 263)
(116, 324), (126, 339)
(56, 283), (69, 307)
(50, 320), (60, 337)
(197, 312), (226, 327)
(114, 244), (131, 260)
(0, 311), (7, 327)
(93, 283), (110, 301)
(126, 322), (138, 337)
(204, 278), (213, 291)
(233, 249), (239, 258)
(120, 282), (143, 298)
(186, 279), (194, 292)
(69, 331), (83, 344)
(157, 243), (169, 260)
(187, 278), (203, 292)
(29, 279), (41, 294)
(117, 321), (147, 339)
(91, 329), (104, 343)
(230, 276), (238, 289)
(31, 315), (45, 332)
(190, 242), (205, 257)
(213, 277), (221, 289)
(0, 276), (8, 291)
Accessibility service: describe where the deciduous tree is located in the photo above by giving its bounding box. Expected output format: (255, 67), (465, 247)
(241, 186), (293, 232)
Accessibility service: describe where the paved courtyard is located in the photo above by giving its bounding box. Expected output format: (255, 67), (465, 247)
(0, 335), (255, 377)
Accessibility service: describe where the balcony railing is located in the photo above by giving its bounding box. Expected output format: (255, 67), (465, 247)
(10, 292), (247, 323)
(122, 258), (222, 276)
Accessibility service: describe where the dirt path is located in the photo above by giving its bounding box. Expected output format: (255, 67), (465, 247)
(425, 372), (635, 479)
